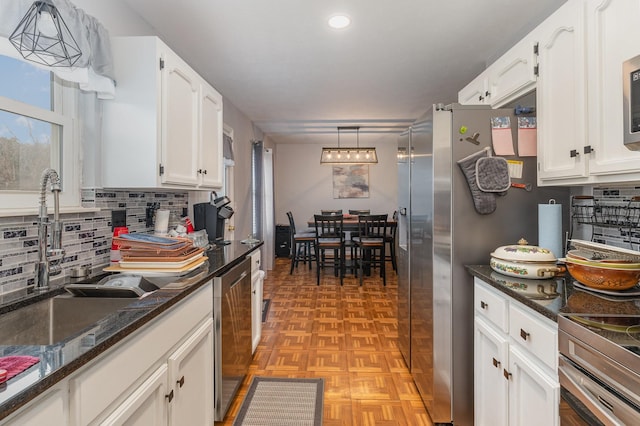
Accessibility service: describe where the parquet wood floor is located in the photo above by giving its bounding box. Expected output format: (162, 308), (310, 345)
(217, 257), (433, 425)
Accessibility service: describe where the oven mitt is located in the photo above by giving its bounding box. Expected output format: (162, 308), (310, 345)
(476, 156), (510, 194)
(457, 148), (496, 215)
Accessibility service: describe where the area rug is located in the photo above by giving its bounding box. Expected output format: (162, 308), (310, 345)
(233, 377), (324, 426)
(262, 299), (271, 322)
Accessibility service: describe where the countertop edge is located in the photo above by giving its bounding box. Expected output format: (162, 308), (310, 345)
(465, 264), (563, 322)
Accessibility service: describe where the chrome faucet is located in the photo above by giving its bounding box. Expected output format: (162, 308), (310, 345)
(35, 168), (65, 291)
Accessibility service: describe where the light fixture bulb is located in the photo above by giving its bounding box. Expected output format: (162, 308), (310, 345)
(328, 14), (351, 29)
(37, 9), (58, 38)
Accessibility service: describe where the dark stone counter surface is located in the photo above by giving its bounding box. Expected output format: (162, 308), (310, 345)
(0, 240), (262, 421)
(466, 265), (640, 322)
(466, 265), (569, 321)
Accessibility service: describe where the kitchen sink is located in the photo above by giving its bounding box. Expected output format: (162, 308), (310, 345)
(0, 296), (134, 346)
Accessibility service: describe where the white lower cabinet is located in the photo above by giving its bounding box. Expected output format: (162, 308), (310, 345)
(474, 317), (509, 425)
(1, 382), (69, 425)
(69, 282), (213, 425)
(167, 319), (214, 426)
(508, 344), (559, 426)
(474, 277), (559, 426)
(101, 364), (169, 425)
(249, 249), (263, 354)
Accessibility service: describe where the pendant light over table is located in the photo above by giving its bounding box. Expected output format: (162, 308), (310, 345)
(320, 126), (378, 164)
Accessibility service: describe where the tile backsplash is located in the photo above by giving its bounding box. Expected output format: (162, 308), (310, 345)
(0, 189), (188, 304)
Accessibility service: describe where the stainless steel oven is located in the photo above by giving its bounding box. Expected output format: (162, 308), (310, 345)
(558, 314), (640, 425)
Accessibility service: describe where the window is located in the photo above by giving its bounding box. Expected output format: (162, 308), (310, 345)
(0, 39), (79, 213)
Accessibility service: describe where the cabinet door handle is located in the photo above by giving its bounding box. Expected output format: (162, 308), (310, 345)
(480, 301), (488, 310)
(478, 95), (485, 101)
(197, 169), (203, 174)
(166, 390), (174, 402)
(492, 357), (501, 368)
(485, 91), (491, 97)
(584, 145), (594, 154)
(177, 376), (185, 388)
(570, 149), (579, 158)
(202, 169), (207, 175)
(520, 328), (530, 341)
(503, 369), (512, 380)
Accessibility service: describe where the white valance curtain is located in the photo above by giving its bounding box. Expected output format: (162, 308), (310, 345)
(0, 0), (115, 99)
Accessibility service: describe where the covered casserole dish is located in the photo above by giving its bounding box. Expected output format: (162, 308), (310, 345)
(490, 238), (564, 279)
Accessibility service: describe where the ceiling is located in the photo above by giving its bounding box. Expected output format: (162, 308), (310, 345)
(122, 0), (566, 146)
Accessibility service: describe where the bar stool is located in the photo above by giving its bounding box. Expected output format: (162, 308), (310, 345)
(353, 214), (388, 286)
(385, 211), (398, 272)
(287, 211), (316, 274)
(314, 214), (346, 285)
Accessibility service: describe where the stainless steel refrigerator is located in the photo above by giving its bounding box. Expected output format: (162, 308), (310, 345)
(397, 103), (568, 425)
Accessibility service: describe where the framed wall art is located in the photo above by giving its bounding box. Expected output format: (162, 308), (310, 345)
(332, 165), (369, 198)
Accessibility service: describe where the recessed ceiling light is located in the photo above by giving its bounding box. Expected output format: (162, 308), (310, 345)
(328, 14), (351, 29)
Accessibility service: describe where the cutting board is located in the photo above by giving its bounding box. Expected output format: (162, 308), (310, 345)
(104, 256), (207, 276)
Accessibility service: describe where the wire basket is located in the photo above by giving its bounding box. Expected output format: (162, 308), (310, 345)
(571, 196), (640, 228)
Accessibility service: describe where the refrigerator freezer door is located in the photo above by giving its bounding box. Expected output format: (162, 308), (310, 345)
(397, 129), (411, 367)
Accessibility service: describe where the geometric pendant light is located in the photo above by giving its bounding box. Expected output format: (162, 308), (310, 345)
(9, 0), (82, 67)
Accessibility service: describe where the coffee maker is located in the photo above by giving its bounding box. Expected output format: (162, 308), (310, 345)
(193, 193), (234, 245)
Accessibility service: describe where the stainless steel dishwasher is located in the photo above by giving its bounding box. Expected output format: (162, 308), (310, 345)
(213, 257), (252, 421)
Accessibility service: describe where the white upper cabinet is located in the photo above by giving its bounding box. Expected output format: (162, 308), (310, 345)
(537, 0), (640, 185)
(536, 0), (588, 182)
(161, 47), (200, 186)
(459, 32), (538, 108)
(584, 0), (640, 177)
(199, 84), (224, 188)
(459, 68), (490, 105)
(102, 36), (223, 190)
(487, 32), (538, 108)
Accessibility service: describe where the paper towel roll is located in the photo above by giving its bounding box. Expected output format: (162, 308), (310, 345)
(538, 201), (563, 258)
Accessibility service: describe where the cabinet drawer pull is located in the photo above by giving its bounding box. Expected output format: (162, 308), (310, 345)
(177, 376), (185, 388)
(166, 390), (174, 402)
(503, 369), (512, 380)
(492, 357), (501, 368)
(480, 301), (488, 310)
(520, 328), (530, 341)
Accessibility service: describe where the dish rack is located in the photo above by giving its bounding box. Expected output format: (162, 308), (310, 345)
(569, 195), (640, 244)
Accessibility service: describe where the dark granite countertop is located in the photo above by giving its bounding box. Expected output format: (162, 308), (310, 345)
(466, 265), (640, 322)
(0, 240), (262, 421)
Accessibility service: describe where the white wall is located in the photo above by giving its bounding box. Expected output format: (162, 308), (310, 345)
(274, 137), (398, 229)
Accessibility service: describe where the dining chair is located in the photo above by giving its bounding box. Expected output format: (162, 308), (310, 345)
(286, 211), (316, 274)
(353, 214), (388, 286)
(313, 214), (346, 285)
(385, 211), (398, 272)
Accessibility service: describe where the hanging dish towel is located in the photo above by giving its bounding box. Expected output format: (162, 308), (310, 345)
(457, 148), (497, 215)
(0, 356), (40, 382)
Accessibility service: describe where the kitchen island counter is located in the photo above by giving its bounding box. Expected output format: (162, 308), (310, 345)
(0, 240), (262, 422)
